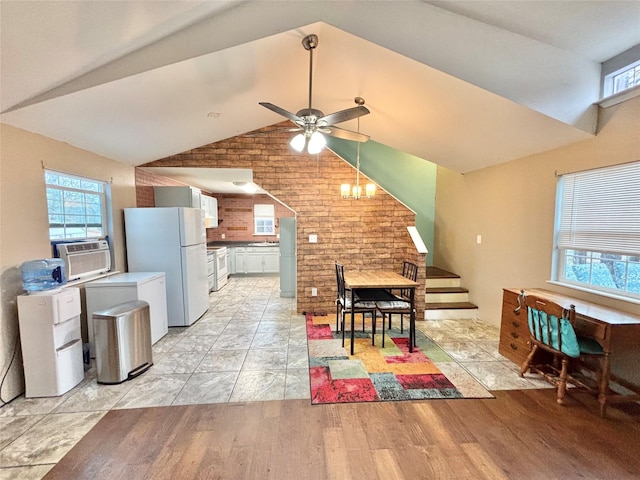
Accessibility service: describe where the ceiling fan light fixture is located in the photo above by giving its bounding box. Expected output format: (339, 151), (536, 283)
(307, 131), (326, 154)
(259, 34), (370, 152)
(290, 133), (306, 152)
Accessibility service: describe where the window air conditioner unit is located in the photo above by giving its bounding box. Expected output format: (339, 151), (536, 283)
(57, 240), (111, 281)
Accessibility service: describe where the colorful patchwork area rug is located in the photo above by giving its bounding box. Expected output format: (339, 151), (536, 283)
(307, 313), (494, 404)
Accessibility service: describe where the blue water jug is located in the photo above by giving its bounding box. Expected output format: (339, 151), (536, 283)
(20, 258), (67, 293)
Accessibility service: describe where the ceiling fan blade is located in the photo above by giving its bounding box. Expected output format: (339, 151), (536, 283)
(259, 102), (304, 125)
(317, 105), (370, 126)
(244, 127), (302, 137)
(325, 126), (370, 143)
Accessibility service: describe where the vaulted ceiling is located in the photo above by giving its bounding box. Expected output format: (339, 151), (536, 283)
(1, 1), (639, 174)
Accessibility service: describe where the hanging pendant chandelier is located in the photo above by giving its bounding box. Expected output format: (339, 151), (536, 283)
(341, 98), (376, 199)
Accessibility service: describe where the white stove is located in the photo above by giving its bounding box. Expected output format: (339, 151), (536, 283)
(207, 246), (228, 291)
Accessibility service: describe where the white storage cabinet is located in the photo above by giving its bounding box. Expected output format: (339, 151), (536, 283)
(85, 272), (168, 357)
(17, 288), (85, 397)
(154, 186), (201, 208)
(201, 195), (218, 228)
(246, 246), (279, 273)
(235, 247), (247, 274)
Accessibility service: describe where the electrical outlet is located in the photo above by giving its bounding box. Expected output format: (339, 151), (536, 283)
(309, 234), (318, 243)
(311, 287), (318, 297)
(476, 234), (482, 244)
(221, 233), (225, 239)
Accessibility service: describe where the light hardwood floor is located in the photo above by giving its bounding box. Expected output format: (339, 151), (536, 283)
(44, 390), (640, 480)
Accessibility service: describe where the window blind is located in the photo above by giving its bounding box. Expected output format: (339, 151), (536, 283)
(557, 161), (640, 256)
(254, 204), (274, 217)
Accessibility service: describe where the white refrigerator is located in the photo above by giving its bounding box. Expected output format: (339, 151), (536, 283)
(124, 207), (208, 327)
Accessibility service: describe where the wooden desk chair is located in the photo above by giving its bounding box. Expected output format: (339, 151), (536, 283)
(518, 292), (606, 413)
(334, 262), (378, 347)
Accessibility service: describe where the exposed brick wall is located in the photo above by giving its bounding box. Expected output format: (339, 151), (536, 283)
(140, 123), (426, 318)
(135, 168), (188, 207)
(206, 194), (294, 243)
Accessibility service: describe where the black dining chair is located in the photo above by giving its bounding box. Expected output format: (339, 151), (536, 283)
(372, 261), (418, 331)
(334, 262), (379, 347)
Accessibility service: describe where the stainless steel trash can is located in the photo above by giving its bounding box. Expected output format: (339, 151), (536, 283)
(93, 300), (153, 384)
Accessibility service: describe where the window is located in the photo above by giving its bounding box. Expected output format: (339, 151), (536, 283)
(553, 161), (640, 300)
(603, 59), (640, 97)
(45, 170), (107, 240)
(254, 204), (275, 235)
(611, 63), (640, 94)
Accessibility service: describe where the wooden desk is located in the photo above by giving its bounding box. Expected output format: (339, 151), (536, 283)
(501, 288), (640, 415)
(344, 270), (419, 355)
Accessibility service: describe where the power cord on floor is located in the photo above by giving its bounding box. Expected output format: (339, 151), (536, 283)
(0, 336), (20, 406)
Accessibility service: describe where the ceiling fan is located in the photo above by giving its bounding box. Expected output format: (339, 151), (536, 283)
(259, 34), (370, 154)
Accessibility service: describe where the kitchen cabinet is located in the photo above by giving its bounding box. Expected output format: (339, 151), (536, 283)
(263, 249), (279, 273)
(228, 246), (236, 274)
(227, 247), (236, 275)
(154, 186), (201, 208)
(235, 247), (247, 274)
(201, 195), (218, 228)
(246, 250), (264, 272)
(234, 246), (279, 274)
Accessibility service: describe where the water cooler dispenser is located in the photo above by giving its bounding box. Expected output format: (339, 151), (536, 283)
(17, 287), (85, 397)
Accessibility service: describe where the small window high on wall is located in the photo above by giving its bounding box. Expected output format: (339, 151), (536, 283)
(604, 60), (640, 97)
(254, 204), (275, 235)
(552, 161), (640, 301)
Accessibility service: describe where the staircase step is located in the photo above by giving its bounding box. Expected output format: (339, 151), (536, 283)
(425, 291), (470, 303)
(426, 267), (459, 279)
(425, 268), (461, 288)
(425, 287), (470, 303)
(425, 302), (478, 310)
(425, 287), (468, 294)
(424, 302), (478, 320)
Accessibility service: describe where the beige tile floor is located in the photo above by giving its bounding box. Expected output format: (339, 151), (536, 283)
(0, 275), (547, 480)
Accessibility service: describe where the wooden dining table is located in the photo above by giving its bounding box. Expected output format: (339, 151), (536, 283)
(343, 270), (419, 355)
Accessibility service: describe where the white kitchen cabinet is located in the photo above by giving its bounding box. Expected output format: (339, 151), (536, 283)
(201, 195), (218, 228)
(235, 247), (247, 274)
(263, 250), (279, 273)
(154, 186), (201, 208)
(207, 250), (215, 292)
(246, 250), (264, 273)
(228, 247), (236, 274)
(244, 246), (280, 274)
(234, 246), (280, 274)
(17, 288), (85, 397)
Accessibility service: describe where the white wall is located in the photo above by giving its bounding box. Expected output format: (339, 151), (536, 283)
(434, 96), (640, 327)
(0, 124), (136, 404)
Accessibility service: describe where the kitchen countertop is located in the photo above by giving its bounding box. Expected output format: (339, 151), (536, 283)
(207, 241), (280, 248)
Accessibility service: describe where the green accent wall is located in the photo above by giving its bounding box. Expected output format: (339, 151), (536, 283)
(327, 137), (437, 265)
